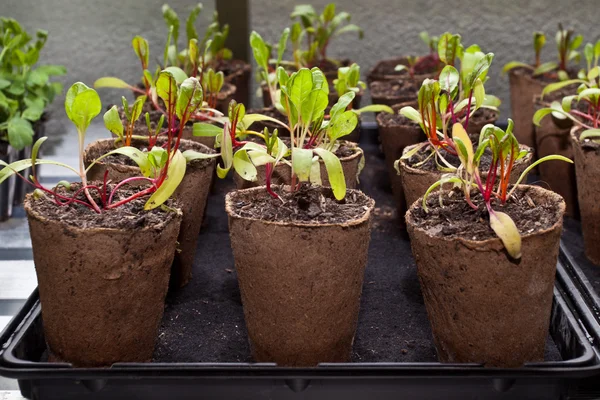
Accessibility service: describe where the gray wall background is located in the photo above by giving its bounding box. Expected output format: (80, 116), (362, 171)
(3, 0), (600, 141)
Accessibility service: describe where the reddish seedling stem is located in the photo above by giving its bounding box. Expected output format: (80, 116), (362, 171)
(463, 90), (473, 130)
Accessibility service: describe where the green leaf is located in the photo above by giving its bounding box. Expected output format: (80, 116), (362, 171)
(94, 77), (132, 89)
(330, 91), (355, 119)
(334, 24), (364, 39)
(181, 149), (219, 162)
(145, 150), (186, 210)
(399, 106), (422, 124)
(352, 104), (394, 114)
(438, 32), (461, 65)
(64, 82), (101, 135)
(162, 4), (180, 49)
(132, 36), (149, 68)
(313, 147), (346, 200)
(327, 110), (358, 141)
(7, 117), (33, 150)
(233, 149), (258, 181)
(511, 155), (573, 189)
(291, 147), (313, 181)
(438, 65), (459, 97)
(534, 32), (546, 56)
(217, 123), (233, 178)
(473, 78), (485, 108)
(176, 77), (203, 123)
(578, 88), (600, 101)
(0, 158), (78, 185)
(30, 136), (46, 176)
(21, 106), (43, 121)
(156, 70), (177, 111)
(250, 31), (269, 71)
(130, 95), (146, 124)
(277, 28), (290, 66)
(193, 122), (222, 137)
(289, 68), (313, 111)
(163, 66), (188, 84)
(533, 61), (558, 76)
(186, 3), (203, 42)
(103, 105), (124, 140)
(489, 211), (522, 259)
(541, 79), (587, 98)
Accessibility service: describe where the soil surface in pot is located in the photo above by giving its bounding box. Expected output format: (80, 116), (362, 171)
(410, 188), (562, 242)
(377, 112), (417, 128)
(150, 124), (562, 363)
(229, 184), (371, 224)
(370, 79), (418, 99)
(32, 184), (176, 230)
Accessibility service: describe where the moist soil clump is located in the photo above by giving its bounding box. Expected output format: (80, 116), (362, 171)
(86, 138), (214, 170)
(410, 187), (561, 241)
(29, 184), (177, 230)
(229, 184), (372, 224)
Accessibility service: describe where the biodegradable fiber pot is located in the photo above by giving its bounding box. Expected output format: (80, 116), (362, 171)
(571, 127), (600, 264)
(376, 101), (425, 224)
(233, 142), (364, 191)
(534, 96), (578, 217)
(84, 138), (216, 287)
(225, 186), (375, 366)
(367, 56), (437, 84)
(399, 143), (533, 208)
(215, 82), (237, 114)
(508, 68), (547, 150)
(24, 192), (182, 367)
(406, 185), (565, 367)
(222, 59), (252, 105)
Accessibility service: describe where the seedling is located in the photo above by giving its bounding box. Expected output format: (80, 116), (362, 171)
(250, 29), (290, 108)
(0, 17), (66, 150)
(333, 63), (366, 105)
(533, 58), (600, 139)
(422, 121), (571, 259)
(290, 3), (363, 69)
(503, 24), (583, 79)
(397, 48), (498, 172)
(394, 31), (444, 79)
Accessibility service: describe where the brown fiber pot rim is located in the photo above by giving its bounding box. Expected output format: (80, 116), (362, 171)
(406, 184), (565, 248)
(84, 138), (215, 172)
(225, 186), (375, 229)
(270, 141), (364, 165)
(399, 142), (533, 177)
(23, 193), (182, 236)
(217, 82), (237, 100)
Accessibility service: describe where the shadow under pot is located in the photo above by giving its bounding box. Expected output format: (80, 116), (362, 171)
(84, 137), (216, 288)
(376, 101), (426, 225)
(367, 56), (439, 85)
(24, 186), (182, 367)
(220, 59), (252, 106)
(571, 128), (600, 264)
(120, 108), (216, 150)
(534, 92), (581, 218)
(508, 68), (558, 150)
(233, 141), (364, 191)
(225, 185), (375, 366)
(406, 184), (565, 367)
(399, 142), (533, 209)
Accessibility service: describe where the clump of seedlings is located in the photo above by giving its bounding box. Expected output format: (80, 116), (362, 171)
(503, 24), (583, 80)
(0, 17), (66, 149)
(421, 121), (571, 259)
(289, 3), (363, 71)
(393, 31), (446, 79)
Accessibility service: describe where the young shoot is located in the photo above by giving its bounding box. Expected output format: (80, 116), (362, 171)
(250, 29), (290, 108)
(290, 3), (363, 69)
(503, 24), (583, 80)
(421, 120), (571, 259)
(394, 31), (444, 79)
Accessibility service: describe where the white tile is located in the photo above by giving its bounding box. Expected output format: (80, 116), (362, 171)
(0, 261), (36, 300)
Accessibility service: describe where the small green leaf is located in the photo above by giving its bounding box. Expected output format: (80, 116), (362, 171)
(176, 77), (203, 123)
(94, 77), (132, 89)
(7, 117), (33, 150)
(579, 129), (600, 141)
(186, 3), (203, 42)
(103, 105), (124, 140)
(291, 147), (313, 181)
(489, 211), (522, 259)
(233, 149), (258, 181)
(181, 149), (219, 162)
(352, 104), (394, 114)
(156, 70), (177, 111)
(541, 79), (587, 98)
(533, 61), (558, 76)
(193, 122), (222, 137)
(250, 31), (269, 71)
(132, 36), (150, 68)
(64, 82), (101, 136)
(438, 65), (459, 96)
(86, 146), (153, 177)
(163, 66), (188, 84)
(217, 123), (233, 178)
(400, 106), (422, 124)
(313, 147), (346, 200)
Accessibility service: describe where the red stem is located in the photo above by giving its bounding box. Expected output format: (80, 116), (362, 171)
(463, 90), (473, 130)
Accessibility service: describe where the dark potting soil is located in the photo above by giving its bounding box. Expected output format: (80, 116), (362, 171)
(247, 107), (288, 125)
(410, 188), (561, 242)
(86, 138), (214, 170)
(153, 125), (562, 364)
(377, 112), (418, 128)
(562, 218), (600, 295)
(406, 142), (495, 173)
(370, 79), (418, 99)
(215, 59), (249, 78)
(372, 56), (439, 77)
(27, 184), (177, 230)
(465, 108), (498, 125)
(228, 184), (372, 224)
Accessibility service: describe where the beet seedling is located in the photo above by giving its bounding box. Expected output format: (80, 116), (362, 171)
(250, 29), (290, 108)
(290, 3), (363, 70)
(503, 24), (583, 80)
(394, 31), (444, 79)
(422, 121), (571, 259)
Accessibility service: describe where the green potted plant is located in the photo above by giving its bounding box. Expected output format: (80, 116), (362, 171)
(534, 66), (600, 264)
(86, 70), (218, 288)
(367, 31), (443, 84)
(503, 24), (582, 149)
(0, 17), (66, 220)
(406, 121), (570, 367)
(395, 58), (511, 211)
(221, 69), (375, 366)
(531, 40), (600, 217)
(0, 82), (186, 367)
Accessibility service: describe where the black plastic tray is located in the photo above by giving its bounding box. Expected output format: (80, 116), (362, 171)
(1, 123), (600, 400)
